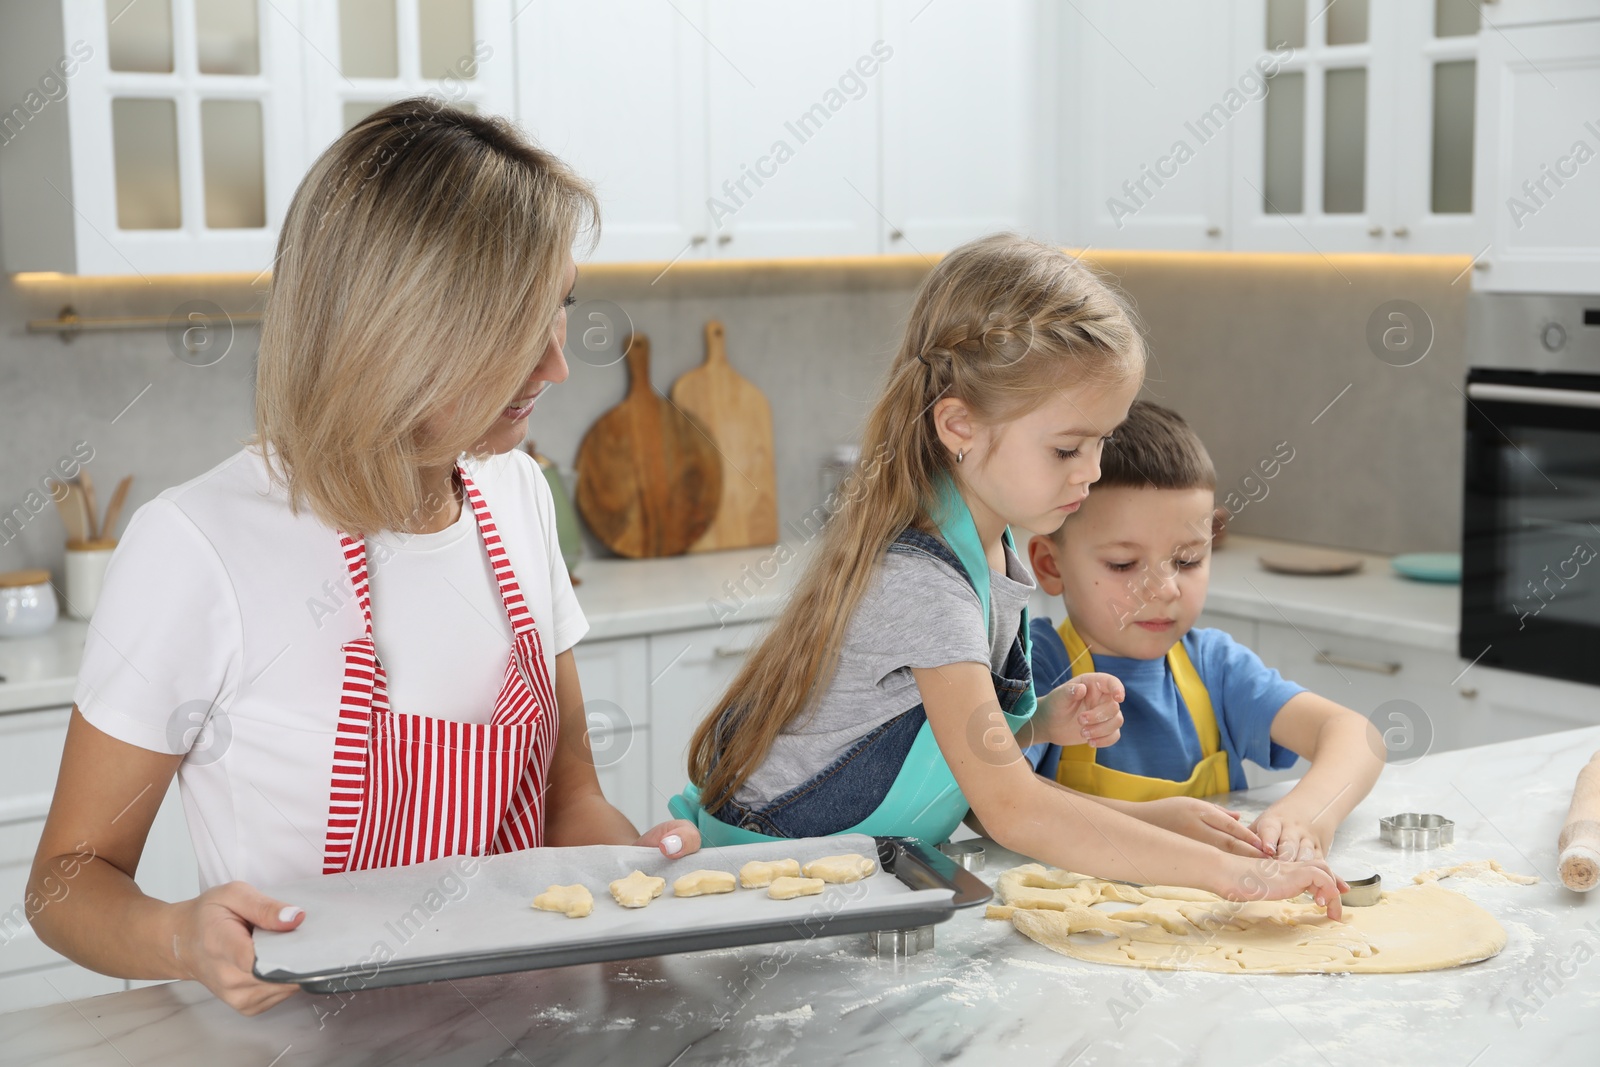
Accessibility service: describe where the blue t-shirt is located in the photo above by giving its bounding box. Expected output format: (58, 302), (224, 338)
(1023, 617), (1304, 788)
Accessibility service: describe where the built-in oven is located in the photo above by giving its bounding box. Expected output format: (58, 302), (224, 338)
(1462, 294), (1600, 686)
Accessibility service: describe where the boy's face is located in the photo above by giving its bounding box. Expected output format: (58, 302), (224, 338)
(1029, 485), (1216, 660)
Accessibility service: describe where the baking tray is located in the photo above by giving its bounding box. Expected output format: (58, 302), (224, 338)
(253, 834), (987, 994)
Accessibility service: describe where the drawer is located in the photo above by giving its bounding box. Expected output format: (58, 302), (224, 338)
(0, 818), (72, 976)
(0, 706), (71, 823)
(1253, 623), (1473, 758)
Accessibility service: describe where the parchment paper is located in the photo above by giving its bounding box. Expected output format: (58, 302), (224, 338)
(253, 834), (954, 982)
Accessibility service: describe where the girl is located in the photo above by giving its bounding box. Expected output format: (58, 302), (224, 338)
(28, 99), (700, 1017)
(674, 235), (1344, 912)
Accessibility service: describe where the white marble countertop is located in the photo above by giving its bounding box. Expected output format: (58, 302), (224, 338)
(2, 724), (1594, 1065)
(1201, 534), (1460, 653)
(0, 534), (1459, 716)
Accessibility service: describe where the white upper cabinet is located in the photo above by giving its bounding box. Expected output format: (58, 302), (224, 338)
(1388, 0), (1484, 255)
(0, 0), (305, 276)
(880, 0), (1043, 255)
(701, 0), (883, 259)
(298, 0), (516, 161)
(1066, 0), (1236, 251)
(1473, 18), (1600, 292)
(1225, 0), (1485, 256)
(1229, 0), (1397, 253)
(513, 0), (708, 263)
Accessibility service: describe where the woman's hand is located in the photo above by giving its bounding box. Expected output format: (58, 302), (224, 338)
(1044, 672), (1125, 748)
(170, 882), (306, 1016)
(635, 819), (701, 858)
(1136, 797), (1267, 857)
(1214, 856), (1349, 919)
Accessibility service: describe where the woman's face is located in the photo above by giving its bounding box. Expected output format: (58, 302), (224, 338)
(471, 257), (579, 456)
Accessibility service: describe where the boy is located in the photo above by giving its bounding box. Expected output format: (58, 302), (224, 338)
(1025, 401), (1383, 862)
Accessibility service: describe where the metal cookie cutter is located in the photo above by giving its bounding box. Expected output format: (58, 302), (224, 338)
(1380, 812), (1454, 849)
(937, 841), (987, 872)
(1340, 874), (1383, 907)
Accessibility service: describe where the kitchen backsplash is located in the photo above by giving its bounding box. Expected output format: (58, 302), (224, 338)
(0, 249), (1468, 578)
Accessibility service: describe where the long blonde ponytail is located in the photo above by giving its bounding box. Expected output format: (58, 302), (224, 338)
(688, 234), (1146, 810)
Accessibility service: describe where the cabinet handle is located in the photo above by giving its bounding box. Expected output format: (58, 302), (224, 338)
(1205, 225), (1222, 237)
(1367, 225), (1384, 237)
(690, 234), (708, 246)
(717, 234), (733, 245)
(889, 229), (904, 241)
(1392, 225), (1410, 238)
(1315, 651), (1401, 675)
(1459, 686), (1479, 699)
(713, 645), (751, 659)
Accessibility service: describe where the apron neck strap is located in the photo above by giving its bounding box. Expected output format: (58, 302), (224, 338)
(928, 472), (1029, 660)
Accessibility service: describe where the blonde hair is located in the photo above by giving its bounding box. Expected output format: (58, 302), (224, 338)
(688, 233), (1146, 810)
(254, 97), (599, 536)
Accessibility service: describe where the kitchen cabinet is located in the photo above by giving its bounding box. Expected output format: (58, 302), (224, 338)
(1065, 0), (1235, 251)
(702, 1), (883, 259)
(645, 621), (764, 812)
(0, 0), (306, 276)
(297, 0), (516, 163)
(1472, 18), (1600, 292)
(567, 635), (652, 830)
(1251, 619), (1476, 759)
(0, 704), (180, 1014)
(880, 0), (1045, 254)
(512, 0), (708, 263)
(1457, 663), (1600, 744)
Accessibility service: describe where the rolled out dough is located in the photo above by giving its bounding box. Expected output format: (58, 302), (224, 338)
(988, 864), (1506, 974)
(1412, 859), (1540, 886)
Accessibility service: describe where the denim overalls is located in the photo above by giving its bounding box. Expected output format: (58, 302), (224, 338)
(693, 522), (1035, 841)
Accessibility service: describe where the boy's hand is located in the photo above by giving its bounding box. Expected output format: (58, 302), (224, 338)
(1045, 673), (1124, 748)
(1138, 796), (1267, 857)
(1250, 803), (1334, 862)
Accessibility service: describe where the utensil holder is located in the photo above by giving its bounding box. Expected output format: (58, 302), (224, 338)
(64, 538), (117, 620)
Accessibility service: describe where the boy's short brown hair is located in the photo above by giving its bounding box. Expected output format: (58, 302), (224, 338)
(1051, 400), (1215, 543)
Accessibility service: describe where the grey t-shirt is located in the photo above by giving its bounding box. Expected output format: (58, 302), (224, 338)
(735, 539), (1036, 806)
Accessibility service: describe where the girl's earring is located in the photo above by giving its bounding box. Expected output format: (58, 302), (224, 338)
(956, 449), (965, 464)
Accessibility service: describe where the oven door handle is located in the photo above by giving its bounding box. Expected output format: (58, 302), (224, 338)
(1466, 382), (1600, 409)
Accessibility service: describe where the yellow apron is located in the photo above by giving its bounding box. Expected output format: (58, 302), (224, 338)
(1052, 619), (1230, 801)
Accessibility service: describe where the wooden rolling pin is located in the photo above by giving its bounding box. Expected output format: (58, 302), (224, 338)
(1558, 749), (1600, 892)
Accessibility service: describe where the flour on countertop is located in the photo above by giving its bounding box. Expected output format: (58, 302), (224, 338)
(750, 1005), (814, 1026)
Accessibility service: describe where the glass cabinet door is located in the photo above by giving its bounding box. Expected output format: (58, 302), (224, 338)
(300, 0), (515, 162)
(105, 0), (269, 236)
(1236, 0), (1394, 252)
(1390, 0), (1484, 255)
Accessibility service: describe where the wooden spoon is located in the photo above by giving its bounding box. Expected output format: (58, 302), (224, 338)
(78, 469), (99, 541)
(100, 476), (132, 541)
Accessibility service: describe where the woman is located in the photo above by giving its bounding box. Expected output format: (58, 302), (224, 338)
(26, 98), (699, 1016)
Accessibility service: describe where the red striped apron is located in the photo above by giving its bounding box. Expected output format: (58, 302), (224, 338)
(321, 465), (560, 875)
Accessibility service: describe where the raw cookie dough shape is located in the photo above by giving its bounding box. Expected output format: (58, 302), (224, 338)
(1412, 859), (1540, 886)
(987, 863), (1507, 974)
(802, 854), (876, 884)
(532, 884), (594, 918)
(740, 858), (802, 888)
(768, 876), (825, 900)
(673, 869), (738, 897)
(610, 869), (667, 908)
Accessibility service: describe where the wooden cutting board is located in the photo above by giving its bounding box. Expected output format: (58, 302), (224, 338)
(670, 320), (778, 552)
(575, 333), (723, 558)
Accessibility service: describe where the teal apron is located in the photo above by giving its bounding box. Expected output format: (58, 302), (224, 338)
(667, 474), (1037, 845)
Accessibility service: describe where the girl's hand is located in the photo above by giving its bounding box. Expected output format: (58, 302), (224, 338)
(171, 881), (306, 1016)
(635, 819), (700, 858)
(1138, 797), (1267, 857)
(1215, 856), (1349, 919)
(1046, 673), (1125, 748)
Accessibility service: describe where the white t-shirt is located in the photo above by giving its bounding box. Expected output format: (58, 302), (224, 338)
(74, 446), (588, 891)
